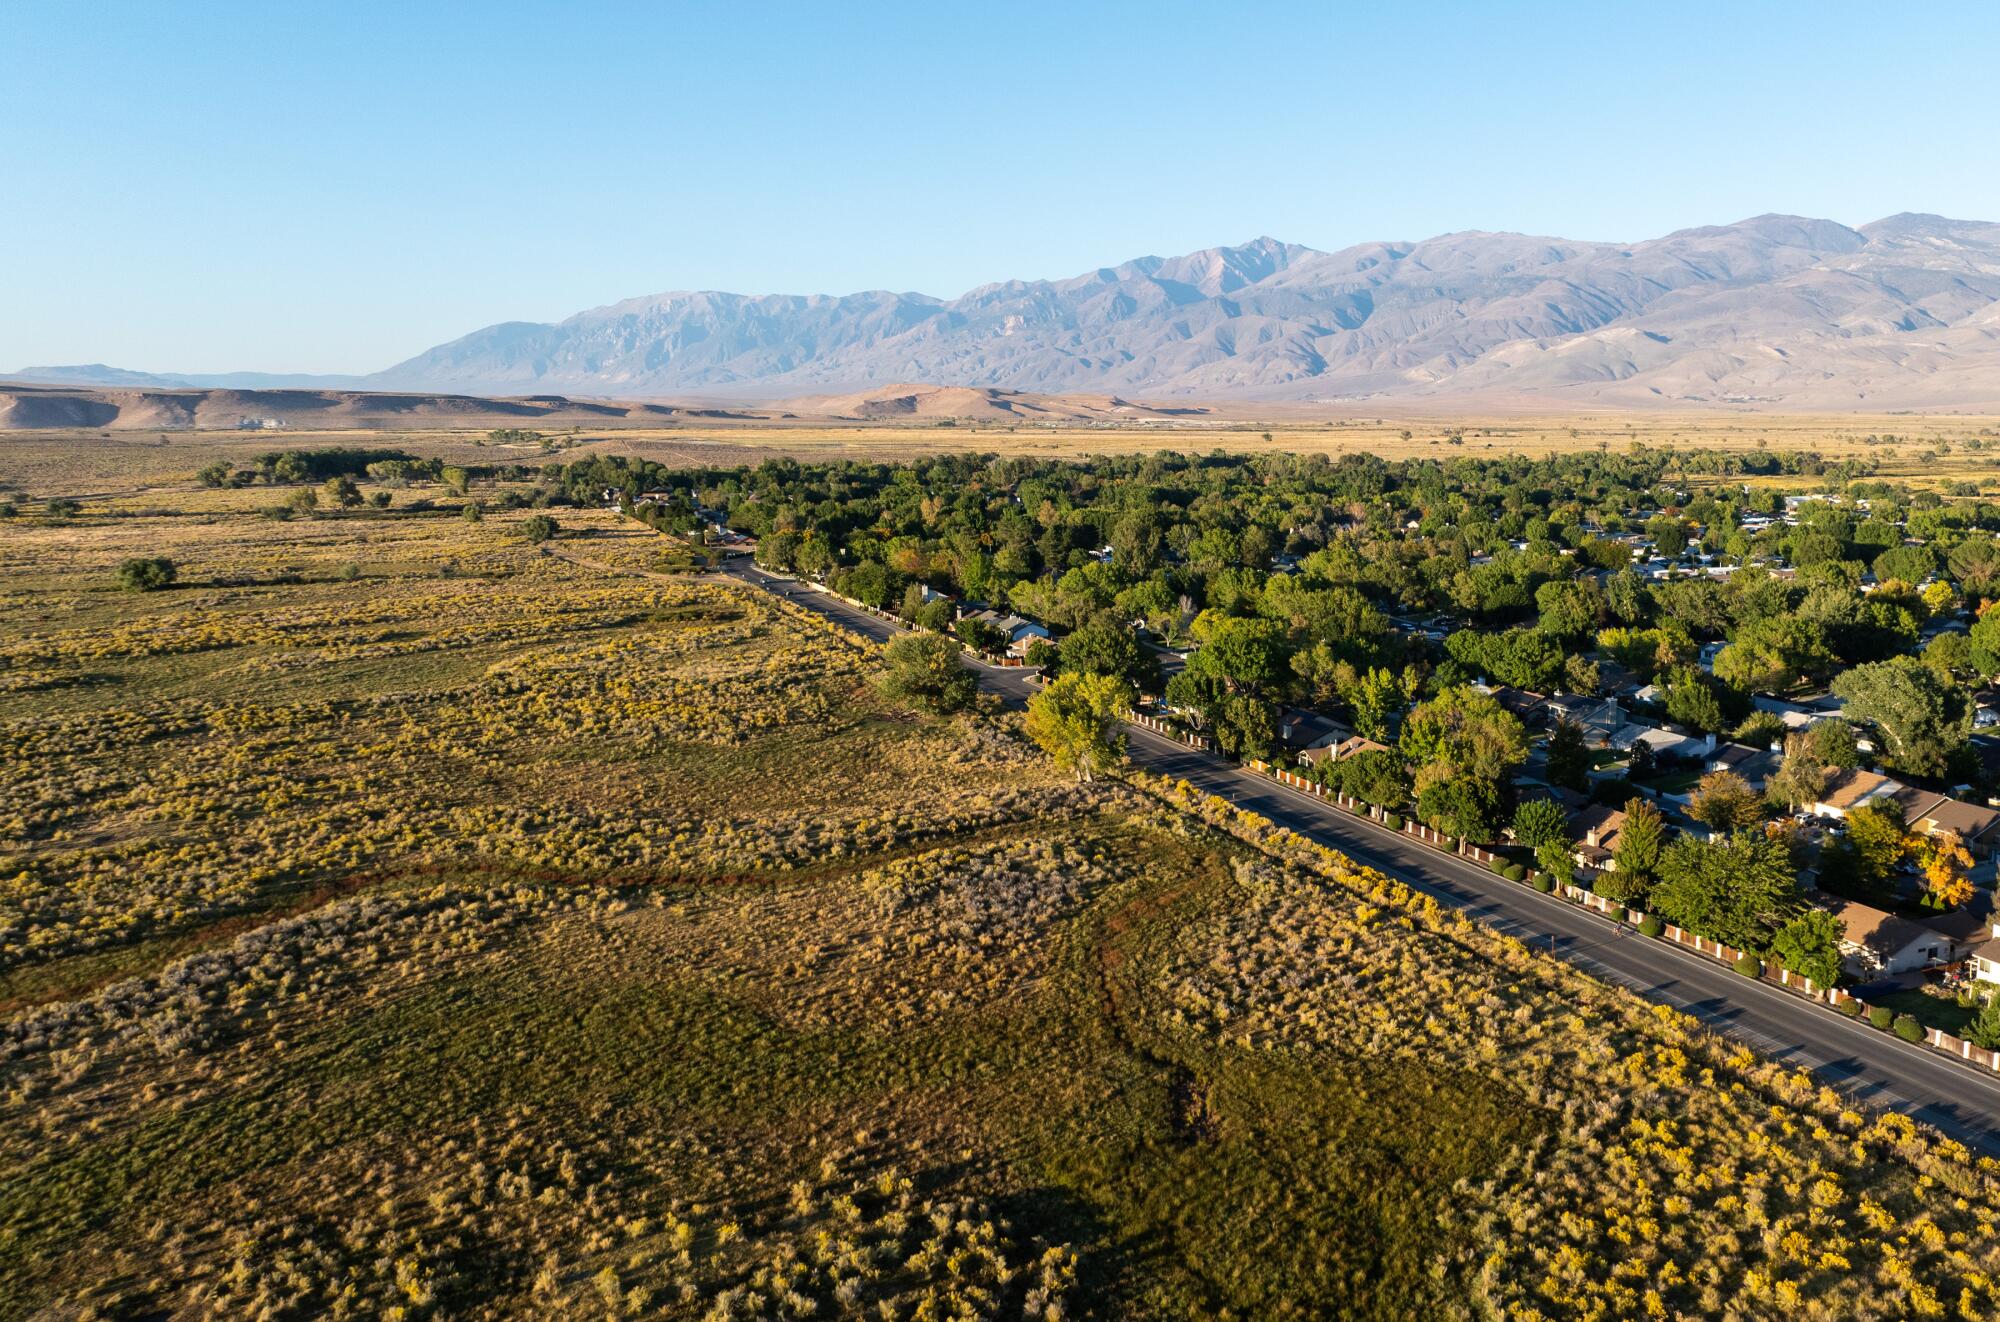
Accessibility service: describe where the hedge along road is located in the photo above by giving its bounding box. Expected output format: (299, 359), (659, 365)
(713, 559), (2000, 1156)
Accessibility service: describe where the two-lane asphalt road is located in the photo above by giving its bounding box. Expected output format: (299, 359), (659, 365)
(715, 559), (2000, 1154)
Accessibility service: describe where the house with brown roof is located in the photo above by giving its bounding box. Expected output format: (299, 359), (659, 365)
(1569, 804), (1628, 873)
(1892, 787), (2000, 860)
(1809, 769), (2000, 870)
(1824, 897), (1959, 978)
(1300, 734), (1389, 767)
(1483, 685), (1550, 727)
(1277, 708), (1351, 758)
(1808, 769), (1902, 819)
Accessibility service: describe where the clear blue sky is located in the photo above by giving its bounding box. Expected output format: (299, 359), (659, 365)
(5, 0), (1997, 373)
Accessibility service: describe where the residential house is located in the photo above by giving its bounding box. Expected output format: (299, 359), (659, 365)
(1483, 685), (1550, 728)
(1752, 695), (1833, 734)
(1594, 661), (1646, 699)
(1808, 768), (1903, 821)
(1611, 723), (1715, 763)
(1570, 804), (1628, 875)
(1811, 770), (2000, 865)
(959, 610), (1051, 658)
(1891, 785), (2000, 865)
(1543, 695), (1627, 747)
(1824, 897), (1957, 978)
(1705, 742), (1784, 793)
(1969, 929), (2000, 985)
(1277, 709), (1352, 758)
(1301, 734), (1389, 767)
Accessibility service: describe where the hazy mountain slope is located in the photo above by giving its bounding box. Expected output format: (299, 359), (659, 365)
(0, 384), (723, 431)
(27, 214), (2000, 408)
(8, 364), (368, 390)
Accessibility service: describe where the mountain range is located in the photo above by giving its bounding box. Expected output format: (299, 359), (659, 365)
(19, 213), (2000, 409)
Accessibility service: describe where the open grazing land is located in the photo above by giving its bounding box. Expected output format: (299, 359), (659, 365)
(17, 431), (2000, 1320)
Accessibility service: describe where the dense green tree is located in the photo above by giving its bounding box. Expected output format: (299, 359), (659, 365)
(1399, 687), (1528, 790)
(1417, 775), (1501, 843)
(1332, 749), (1410, 809)
(1512, 798), (1570, 849)
(1535, 578), (1605, 640)
(1444, 627), (1562, 691)
(1731, 711), (1786, 748)
(1059, 613), (1159, 688)
(878, 633), (978, 713)
(1190, 615), (1287, 691)
(1604, 567), (1652, 625)
(1688, 769), (1762, 832)
(1873, 543), (1936, 585)
(1662, 666), (1732, 734)
(1545, 717), (1590, 792)
(954, 616), (1005, 654)
(1811, 719), (1860, 770)
(1833, 656), (1973, 777)
(1822, 799), (1909, 901)
(1340, 665), (1407, 742)
(1765, 732), (1829, 811)
(1603, 798), (1666, 903)
(1770, 910), (1844, 989)
(1645, 514), (1689, 557)
(1025, 672), (1131, 781)
(1650, 830), (1802, 951)
(1969, 995), (2000, 1051)
(321, 475), (363, 508)
(1713, 616), (1835, 693)
(116, 557), (177, 592)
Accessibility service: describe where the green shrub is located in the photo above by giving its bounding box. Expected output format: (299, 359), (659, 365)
(1894, 1014), (1925, 1043)
(1442, 837), (1458, 852)
(1505, 864), (1526, 882)
(1639, 915), (1663, 938)
(1531, 874), (1555, 893)
(116, 557), (177, 591)
(1734, 952), (1762, 978)
(523, 513), (559, 543)
(1610, 905), (1628, 923)
(1489, 857), (1509, 876)
(1867, 1004), (1893, 1030)
(1384, 813), (1403, 831)
(1837, 996), (1862, 1017)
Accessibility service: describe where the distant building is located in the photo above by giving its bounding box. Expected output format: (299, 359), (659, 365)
(1277, 708), (1351, 757)
(1705, 742), (1783, 792)
(1543, 695), (1626, 747)
(1302, 734), (1389, 768)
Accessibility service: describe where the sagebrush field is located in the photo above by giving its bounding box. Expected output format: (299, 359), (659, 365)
(6, 455), (2000, 1318)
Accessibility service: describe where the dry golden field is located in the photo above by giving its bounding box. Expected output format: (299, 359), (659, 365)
(9, 435), (2000, 1317)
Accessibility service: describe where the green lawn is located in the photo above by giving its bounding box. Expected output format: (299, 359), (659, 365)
(1865, 987), (1979, 1036)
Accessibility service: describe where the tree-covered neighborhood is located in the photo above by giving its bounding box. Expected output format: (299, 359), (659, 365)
(605, 444), (2000, 1032)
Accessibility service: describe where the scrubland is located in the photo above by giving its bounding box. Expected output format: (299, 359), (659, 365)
(6, 476), (2000, 1318)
